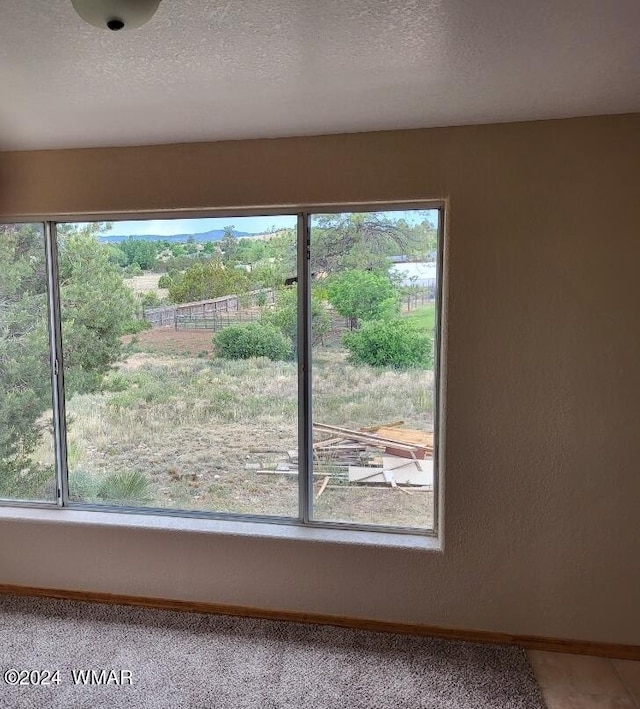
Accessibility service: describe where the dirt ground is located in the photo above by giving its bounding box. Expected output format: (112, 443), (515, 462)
(122, 328), (215, 356)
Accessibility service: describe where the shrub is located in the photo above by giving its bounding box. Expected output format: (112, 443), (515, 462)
(140, 291), (162, 308)
(121, 317), (152, 335)
(157, 274), (172, 289)
(343, 318), (432, 369)
(107, 372), (174, 410)
(102, 371), (130, 392)
(124, 263), (143, 277)
(0, 461), (53, 500)
(97, 471), (152, 505)
(68, 469), (100, 502)
(214, 323), (292, 361)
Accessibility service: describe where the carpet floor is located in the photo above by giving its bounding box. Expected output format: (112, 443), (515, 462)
(0, 594), (546, 708)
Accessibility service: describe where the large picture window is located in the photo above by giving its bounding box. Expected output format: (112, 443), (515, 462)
(0, 206), (442, 535)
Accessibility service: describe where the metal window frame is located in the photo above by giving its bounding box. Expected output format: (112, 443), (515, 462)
(0, 203), (444, 538)
(45, 222), (71, 508)
(297, 212), (314, 524)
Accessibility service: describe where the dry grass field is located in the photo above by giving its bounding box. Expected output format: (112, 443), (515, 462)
(55, 330), (434, 529)
(124, 273), (169, 298)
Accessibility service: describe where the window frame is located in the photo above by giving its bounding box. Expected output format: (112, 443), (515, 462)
(0, 202), (444, 538)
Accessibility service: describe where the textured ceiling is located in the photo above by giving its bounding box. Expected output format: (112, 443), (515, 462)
(2, 0), (640, 150)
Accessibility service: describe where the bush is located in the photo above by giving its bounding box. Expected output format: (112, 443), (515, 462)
(0, 460), (53, 500)
(214, 323), (292, 361)
(140, 291), (162, 308)
(343, 318), (432, 369)
(102, 371), (131, 392)
(68, 469), (100, 502)
(157, 274), (172, 289)
(97, 471), (152, 505)
(121, 317), (152, 335)
(124, 263), (143, 277)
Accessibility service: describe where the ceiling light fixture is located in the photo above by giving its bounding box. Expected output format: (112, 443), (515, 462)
(71, 0), (162, 31)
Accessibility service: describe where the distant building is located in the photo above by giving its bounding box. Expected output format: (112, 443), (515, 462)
(389, 261), (437, 288)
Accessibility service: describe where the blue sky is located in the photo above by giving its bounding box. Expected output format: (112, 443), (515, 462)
(76, 209), (438, 237)
(95, 215), (296, 237)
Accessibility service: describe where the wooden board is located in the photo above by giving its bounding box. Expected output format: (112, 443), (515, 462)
(314, 423), (431, 453)
(375, 427), (434, 446)
(384, 446), (427, 460)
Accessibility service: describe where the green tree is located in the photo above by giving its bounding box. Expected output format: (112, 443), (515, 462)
(326, 269), (400, 328)
(57, 228), (138, 394)
(261, 286), (331, 353)
(0, 223), (137, 498)
(309, 212), (438, 274)
(220, 225), (239, 263)
(265, 228), (296, 280)
(168, 261), (250, 303)
(0, 224), (54, 497)
(107, 245), (128, 268)
(311, 213), (404, 273)
(118, 238), (159, 270)
(236, 238), (266, 264)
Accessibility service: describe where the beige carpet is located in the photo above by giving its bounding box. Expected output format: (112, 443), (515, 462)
(0, 595), (545, 708)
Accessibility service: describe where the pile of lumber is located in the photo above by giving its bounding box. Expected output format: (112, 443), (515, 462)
(313, 422), (433, 461)
(270, 421), (433, 493)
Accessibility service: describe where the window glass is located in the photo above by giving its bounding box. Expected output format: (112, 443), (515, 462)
(309, 210), (438, 529)
(0, 223), (57, 502)
(58, 216), (299, 516)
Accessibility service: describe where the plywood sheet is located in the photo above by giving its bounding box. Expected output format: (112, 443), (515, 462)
(375, 428), (434, 447)
(348, 458), (433, 486)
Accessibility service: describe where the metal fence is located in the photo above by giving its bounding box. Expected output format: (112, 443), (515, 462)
(143, 287), (432, 338)
(403, 288), (435, 312)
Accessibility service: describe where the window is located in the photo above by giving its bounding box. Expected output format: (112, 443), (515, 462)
(0, 206), (442, 535)
(310, 210), (438, 529)
(0, 223), (57, 503)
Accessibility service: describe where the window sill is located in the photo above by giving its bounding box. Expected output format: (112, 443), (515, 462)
(0, 505), (441, 551)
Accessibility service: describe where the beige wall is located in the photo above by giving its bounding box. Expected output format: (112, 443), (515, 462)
(1, 114), (639, 644)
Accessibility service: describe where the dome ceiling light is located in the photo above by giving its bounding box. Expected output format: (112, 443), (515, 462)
(71, 0), (162, 31)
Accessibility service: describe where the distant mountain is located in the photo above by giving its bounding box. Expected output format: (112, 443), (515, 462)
(98, 229), (253, 244)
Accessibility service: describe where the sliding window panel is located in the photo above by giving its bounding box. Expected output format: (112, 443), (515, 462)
(309, 209), (438, 529)
(57, 216), (298, 517)
(0, 223), (57, 502)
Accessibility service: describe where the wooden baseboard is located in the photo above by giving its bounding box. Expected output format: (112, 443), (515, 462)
(0, 583), (638, 661)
